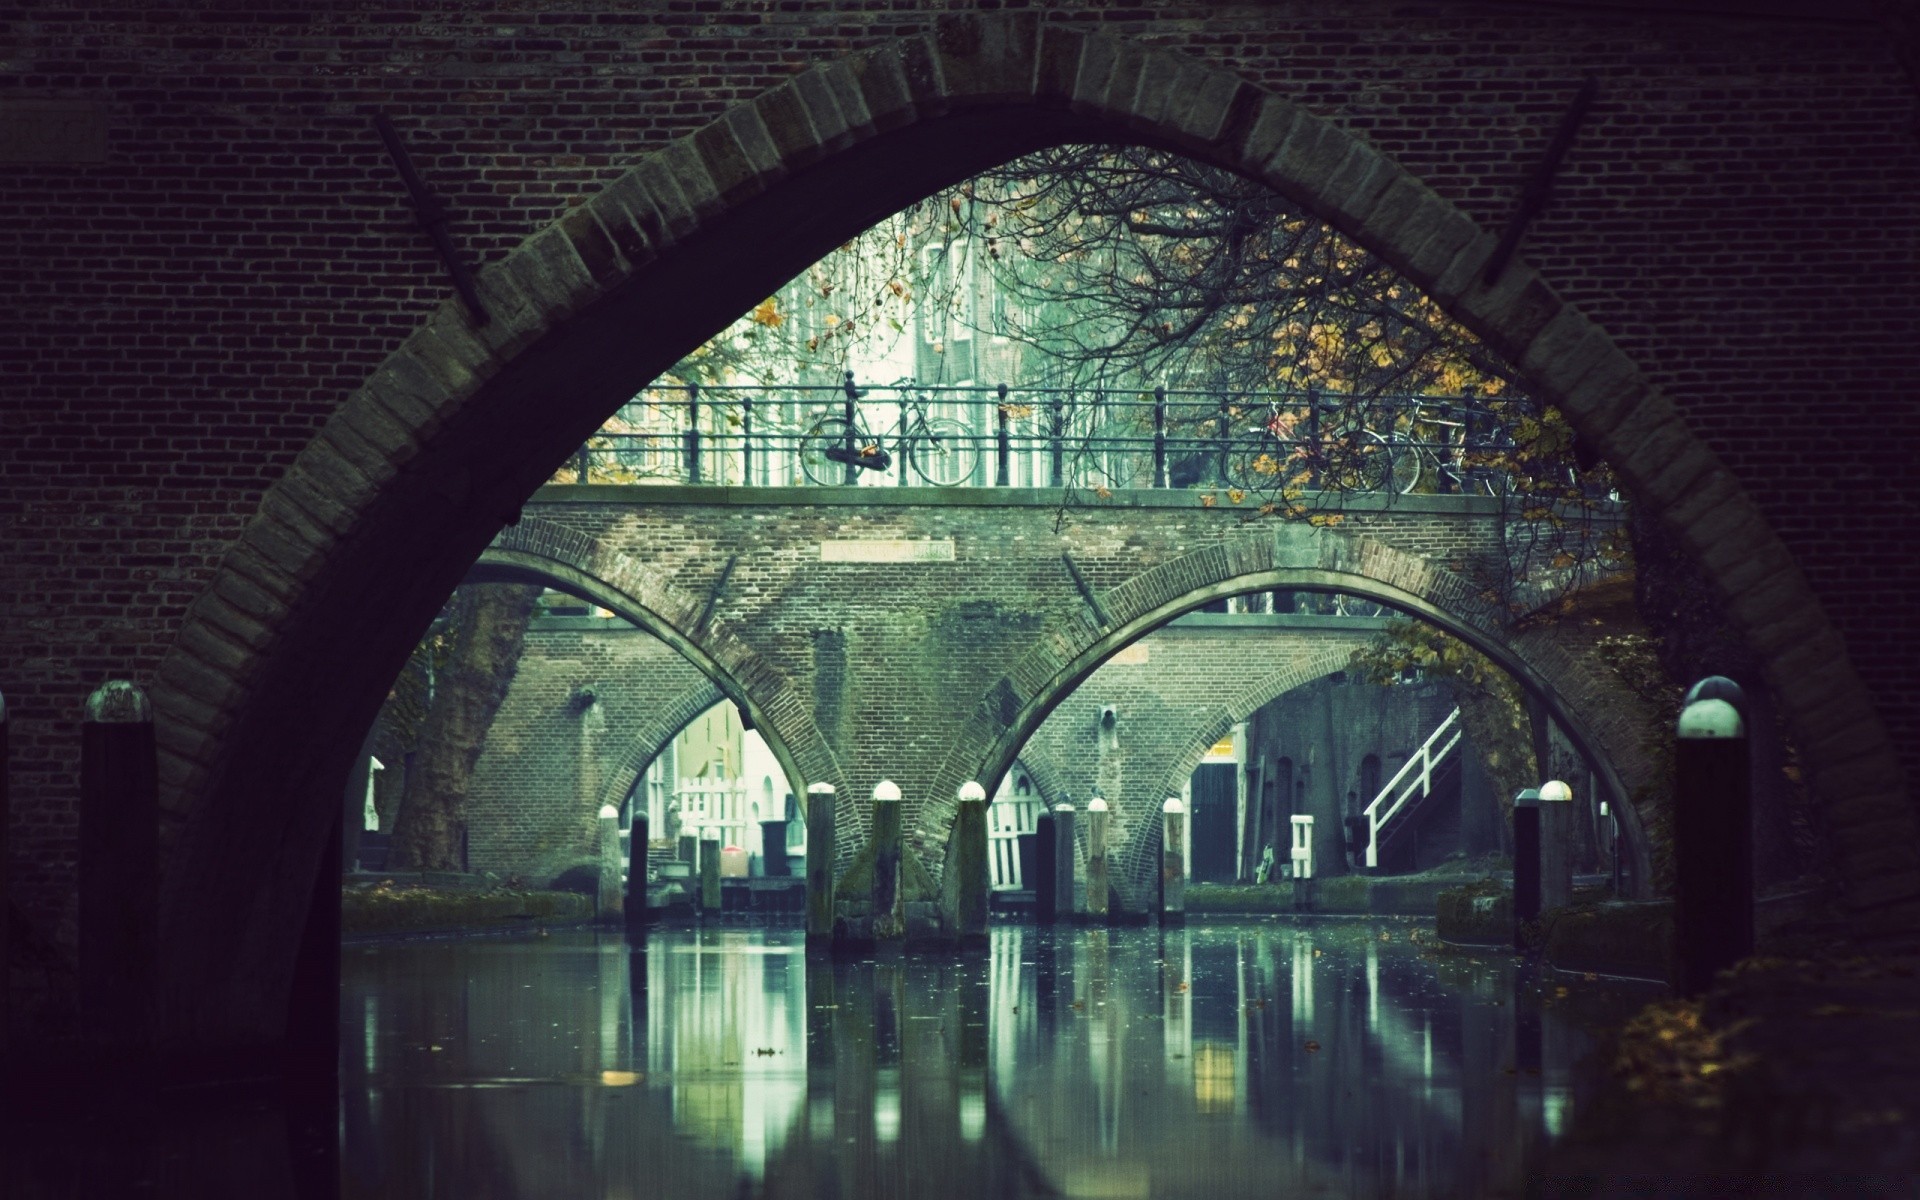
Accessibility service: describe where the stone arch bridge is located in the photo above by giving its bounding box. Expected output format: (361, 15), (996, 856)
(467, 483), (1654, 907)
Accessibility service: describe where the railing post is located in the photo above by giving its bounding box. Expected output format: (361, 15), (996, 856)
(896, 388), (911, 487)
(1086, 796), (1109, 922)
(1305, 386), (1321, 490)
(872, 780), (905, 944)
(741, 392), (754, 486)
(995, 383), (1011, 487)
(1048, 393), (1065, 488)
(685, 382), (702, 484)
(1216, 393), (1234, 486)
(1160, 798), (1186, 924)
(575, 442), (592, 484)
(1152, 386), (1167, 489)
(841, 371), (860, 486)
(954, 781), (989, 948)
(1675, 677), (1752, 995)
(805, 782), (836, 951)
(81, 680), (157, 1051)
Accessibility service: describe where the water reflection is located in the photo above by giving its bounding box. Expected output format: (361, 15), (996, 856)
(339, 922), (1649, 1198)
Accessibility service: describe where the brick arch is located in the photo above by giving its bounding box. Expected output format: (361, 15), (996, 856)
(923, 527), (1654, 901)
(1049, 642), (1361, 911)
(591, 678), (728, 824)
(468, 519), (842, 812)
(145, 14), (1907, 1051)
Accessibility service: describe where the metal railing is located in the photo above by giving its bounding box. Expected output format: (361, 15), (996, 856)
(565, 373), (1575, 494)
(1363, 707), (1463, 869)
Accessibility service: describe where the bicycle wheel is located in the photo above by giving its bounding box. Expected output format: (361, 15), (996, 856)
(907, 416), (981, 486)
(799, 416), (861, 486)
(1333, 593), (1387, 618)
(1329, 429), (1399, 493)
(1386, 436), (1425, 494)
(1225, 432), (1292, 492)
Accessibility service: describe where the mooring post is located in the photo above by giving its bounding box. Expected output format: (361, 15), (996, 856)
(597, 804), (625, 923)
(699, 828), (722, 915)
(1086, 797), (1110, 922)
(1538, 779), (1575, 911)
(1675, 678), (1752, 995)
(1161, 797), (1186, 924)
(1051, 801), (1077, 923)
(954, 781), (989, 949)
(872, 780), (905, 945)
(624, 810), (651, 939)
(1512, 788), (1542, 952)
(805, 782), (836, 951)
(1033, 811), (1058, 923)
(80, 680), (157, 1051)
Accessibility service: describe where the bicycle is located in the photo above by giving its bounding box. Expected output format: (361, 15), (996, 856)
(1378, 398), (1514, 496)
(796, 382), (982, 487)
(1223, 395), (1399, 493)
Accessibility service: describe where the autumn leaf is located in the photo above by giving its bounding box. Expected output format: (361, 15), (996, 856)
(750, 297), (782, 328)
(1200, 493), (1217, 508)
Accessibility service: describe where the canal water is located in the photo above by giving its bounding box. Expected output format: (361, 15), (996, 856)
(341, 919), (1655, 1198)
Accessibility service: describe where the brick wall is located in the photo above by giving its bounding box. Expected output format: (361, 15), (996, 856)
(6, 2), (1918, 1044)
(459, 618), (720, 882)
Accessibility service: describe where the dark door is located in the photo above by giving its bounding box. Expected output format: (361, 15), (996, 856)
(1189, 763), (1238, 884)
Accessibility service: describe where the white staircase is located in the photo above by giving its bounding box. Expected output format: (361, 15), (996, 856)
(1363, 708), (1463, 868)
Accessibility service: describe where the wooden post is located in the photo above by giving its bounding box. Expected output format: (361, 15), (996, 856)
(624, 811), (651, 940)
(1676, 689), (1752, 995)
(1538, 780), (1575, 911)
(80, 680), (157, 1050)
(699, 829), (721, 914)
(1085, 797), (1110, 922)
(805, 782), (836, 950)
(872, 780), (905, 944)
(1051, 801), (1076, 923)
(954, 781), (989, 948)
(597, 804), (624, 923)
(1160, 798), (1186, 924)
(1512, 788), (1541, 952)
(1033, 811), (1057, 923)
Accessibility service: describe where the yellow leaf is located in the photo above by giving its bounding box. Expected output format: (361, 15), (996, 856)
(750, 297), (783, 328)
(1200, 493), (1217, 508)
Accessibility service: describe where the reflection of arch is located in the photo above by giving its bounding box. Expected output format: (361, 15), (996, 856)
(468, 519), (840, 816)
(145, 17), (1906, 1048)
(925, 532), (1653, 903)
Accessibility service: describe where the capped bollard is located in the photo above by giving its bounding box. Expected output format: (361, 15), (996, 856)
(872, 780), (905, 943)
(81, 680), (157, 1049)
(805, 782), (836, 949)
(1512, 788), (1542, 952)
(954, 781), (990, 948)
(1033, 810), (1058, 923)
(597, 804), (625, 923)
(1051, 801), (1077, 923)
(700, 828), (722, 914)
(1676, 685), (1752, 995)
(624, 809), (652, 939)
(1086, 797), (1110, 922)
(1160, 798), (1186, 924)
(1538, 780), (1575, 911)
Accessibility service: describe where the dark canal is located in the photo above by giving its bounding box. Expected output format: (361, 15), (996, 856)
(341, 920), (1656, 1198)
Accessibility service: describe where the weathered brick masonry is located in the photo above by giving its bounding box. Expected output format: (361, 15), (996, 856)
(480, 488), (1659, 896)
(4, 3), (1916, 1053)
